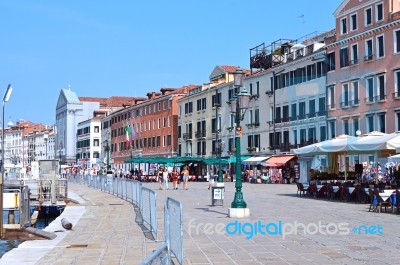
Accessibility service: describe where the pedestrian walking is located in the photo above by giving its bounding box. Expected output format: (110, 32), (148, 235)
(171, 168), (179, 189)
(182, 166), (190, 190)
(158, 169), (163, 190)
(162, 168), (169, 190)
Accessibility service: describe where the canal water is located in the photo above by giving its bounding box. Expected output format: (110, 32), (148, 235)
(0, 211), (55, 258)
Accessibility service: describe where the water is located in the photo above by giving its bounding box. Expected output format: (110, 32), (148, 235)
(0, 211), (55, 258)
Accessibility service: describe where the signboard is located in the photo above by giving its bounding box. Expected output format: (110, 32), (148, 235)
(213, 188), (224, 199)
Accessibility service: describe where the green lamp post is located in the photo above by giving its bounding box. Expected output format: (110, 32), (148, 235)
(229, 67), (251, 209)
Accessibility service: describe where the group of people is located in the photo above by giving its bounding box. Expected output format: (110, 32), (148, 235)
(158, 166), (190, 190)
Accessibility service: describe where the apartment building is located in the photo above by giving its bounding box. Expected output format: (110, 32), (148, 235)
(327, 0), (400, 134)
(108, 86), (196, 172)
(326, 0), (400, 163)
(76, 117), (102, 168)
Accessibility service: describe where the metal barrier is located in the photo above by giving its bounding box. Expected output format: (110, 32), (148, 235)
(70, 175), (183, 264)
(141, 187), (157, 239)
(140, 243), (170, 265)
(164, 197), (184, 265)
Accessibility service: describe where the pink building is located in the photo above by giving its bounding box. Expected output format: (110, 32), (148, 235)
(326, 0), (400, 137)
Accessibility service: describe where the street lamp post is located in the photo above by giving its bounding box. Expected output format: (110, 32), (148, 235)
(228, 68), (251, 218)
(1, 84), (13, 238)
(104, 139), (110, 172)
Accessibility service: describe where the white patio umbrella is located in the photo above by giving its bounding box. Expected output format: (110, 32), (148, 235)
(349, 131), (400, 152)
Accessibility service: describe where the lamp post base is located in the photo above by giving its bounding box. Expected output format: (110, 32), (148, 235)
(228, 208), (250, 218)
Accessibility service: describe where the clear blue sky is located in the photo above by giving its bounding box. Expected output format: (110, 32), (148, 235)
(0, 0), (342, 125)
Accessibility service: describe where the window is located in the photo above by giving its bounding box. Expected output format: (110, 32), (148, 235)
(93, 139), (99, 146)
(394, 30), (400, 53)
(300, 129), (306, 144)
(353, 117), (360, 136)
(396, 112), (400, 131)
(329, 120), (336, 138)
(351, 44), (358, 65)
(254, 109), (260, 124)
(350, 13), (357, 31)
(377, 74), (385, 101)
(94, 126), (100, 133)
(366, 77), (374, 103)
(212, 93), (221, 107)
(341, 17), (347, 34)
(309, 99), (316, 117)
(291, 103), (297, 121)
(319, 97), (326, 116)
(282, 105), (289, 122)
(365, 7), (372, 26)
(292, 129), (298, 145)
(376, 3), (383, 22)
(299, 102), (306, 119)
(395, 70), (400, 97)
(378, 112), (386, 133)
(328, 86), (335, 109)
(367, 115), (374, 132)
(365, 39), (373, 61)
(376, 35), (384, 58)
(352, 80), (359, 105)
(327, 52), (335, 71)
(342, 83), (350, 107)
(184, 102), (193, 114)
(340, 47), (349, 68)
(320, 125), (326, 141)
(343, 120), (350, 135)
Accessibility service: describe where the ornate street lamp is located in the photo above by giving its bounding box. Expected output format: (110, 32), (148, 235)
(227, 67), (251, 218)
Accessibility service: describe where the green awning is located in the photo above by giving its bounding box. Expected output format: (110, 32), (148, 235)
(226, 155), (252, 163)
(202, 157), (230, 165)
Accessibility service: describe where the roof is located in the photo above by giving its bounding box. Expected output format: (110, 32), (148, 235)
(62, 88), (80, 103)
(265, 155), (296, 167)
(78, 96), (136, 107)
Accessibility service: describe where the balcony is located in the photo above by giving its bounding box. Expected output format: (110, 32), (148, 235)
(349, 59), (359, 66)
(279, 143), (291, 152)
(307, 112), (316, 118)
(247, 146), (258, 153)
(351, 99), (360, 106)
(195, 130), (206, 139)
(246, 122), (260, 128)
(281, 117), (290, 122)
(274, 118), (282, 124)
(184, 153), (192, 157)
(297, 114), (307, 120)
(393, 91), (400, 99)
(183, 133), (192, 141)
(317, 110), (326, 116)
(364, 96), (375, 104)
(364, 54), (374, 62)
(340, 101), (350, 108)
(375, 94), (386, 102)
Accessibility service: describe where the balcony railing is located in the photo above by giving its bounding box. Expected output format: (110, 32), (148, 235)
(351, 99), (360, 106)
(364, 96), (375, 104)
(364, 54), (374, 62)
(375, 94), (386, 102)
(183, 133), (192, 141)
(340, 101), (350, 108)
(307, 112), (316, 118)
(195, 130), (206, 138)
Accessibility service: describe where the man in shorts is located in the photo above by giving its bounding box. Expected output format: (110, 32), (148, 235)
(182, 166), (190, 190)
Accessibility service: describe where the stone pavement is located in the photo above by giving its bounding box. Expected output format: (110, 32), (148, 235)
(2, 181), (400, 265)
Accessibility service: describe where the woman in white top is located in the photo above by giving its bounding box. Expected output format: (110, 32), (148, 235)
(162, 168), (169, 190)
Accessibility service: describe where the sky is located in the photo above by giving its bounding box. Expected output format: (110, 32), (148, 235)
(0, 0), (342, 125)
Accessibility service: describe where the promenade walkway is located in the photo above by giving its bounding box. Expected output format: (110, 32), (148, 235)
(1, 181), (399, 264)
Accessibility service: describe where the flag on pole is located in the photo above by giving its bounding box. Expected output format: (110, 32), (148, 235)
(130, 123), (135, 139)
(124, 123), (131, 147)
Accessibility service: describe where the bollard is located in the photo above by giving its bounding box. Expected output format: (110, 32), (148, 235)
(61, 218), (73, 230)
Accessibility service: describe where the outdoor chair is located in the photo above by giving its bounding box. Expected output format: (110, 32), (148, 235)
(355, 185), (368, 204)
(338, 185), (350, 202)
(296, 183), (307, 197)
(326, 184), (335, 200)
(308, 183), (318, 198)
(373, 188), (392, 213)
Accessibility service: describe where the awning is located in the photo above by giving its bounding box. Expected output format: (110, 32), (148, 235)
(226, 155), (252, 163)
(242, 156), (270, 164)
(264, 155), (296, 167)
